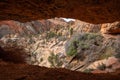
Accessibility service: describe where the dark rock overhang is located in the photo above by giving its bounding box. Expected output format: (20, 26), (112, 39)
(0, 0), (120, 24)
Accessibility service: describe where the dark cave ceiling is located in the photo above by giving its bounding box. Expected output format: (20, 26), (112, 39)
(0, 0), (120, 23)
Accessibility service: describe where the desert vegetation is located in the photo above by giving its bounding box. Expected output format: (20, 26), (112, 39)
(48, 52), (63, 68)
(65, 33), (104, 57)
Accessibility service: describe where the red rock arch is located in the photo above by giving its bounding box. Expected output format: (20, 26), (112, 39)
(0, 0), (120, 23)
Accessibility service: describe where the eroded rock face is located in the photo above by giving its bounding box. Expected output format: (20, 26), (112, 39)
(71, 20), (101, 33)
(0, 0), (120, 23)
(0, 18), (120, 73)
(101, 21), (120, 34)
(0, 18), (101, 38)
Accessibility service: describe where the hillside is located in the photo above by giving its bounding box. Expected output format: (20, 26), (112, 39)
(0, 18), (120, 74)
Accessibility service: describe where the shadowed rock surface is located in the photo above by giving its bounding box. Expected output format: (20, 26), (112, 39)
(0, 47), (120, 80)
(0, 0), (120, 23)
(0, 46), (27, 64)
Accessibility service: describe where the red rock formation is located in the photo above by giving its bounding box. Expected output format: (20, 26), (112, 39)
(0, 0), (120, 80)
(0, 19), (67, 37)
(0, 60), (120, 80)
(0, 20), (24, 34)
(101, 22), (120, 34)
(0, 46), (120, 80)
(0, 0), (120, 23)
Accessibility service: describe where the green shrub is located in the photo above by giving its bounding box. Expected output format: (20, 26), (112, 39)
(78, 41), (90, 50)
(66, 45), (77, 56)
(46, 31), (57, 39)
(83, 68), (94, 73)
(65, 33), (103, 57)
(66, 41), (78, 56)
(70, 28), (73, 35)
(48, 52), (56, 67)
(97, 63), (106, 70)
(87, 33), (98, 39)
(48, 52), (63, 68)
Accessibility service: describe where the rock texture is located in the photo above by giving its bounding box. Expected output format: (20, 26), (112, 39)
(101, 22), (120, 34)
(0, 0), (120, 79)
(0, 46), (120, 80)
(0, 18), (70, 67)
(0, 18), (120, 79)
(0, 0), (120, 23)
(0, 18), (120, 72)
(0, 18), (68, 37)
